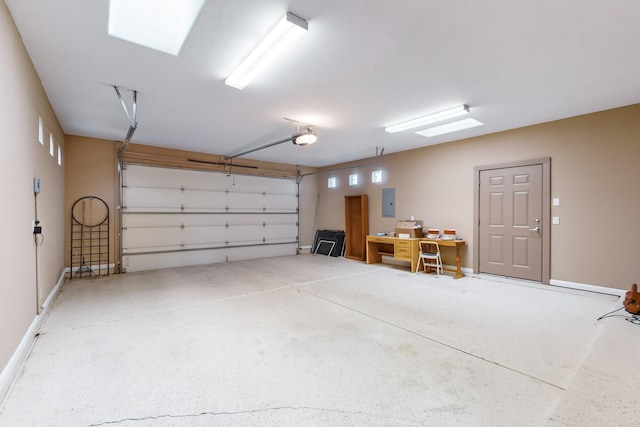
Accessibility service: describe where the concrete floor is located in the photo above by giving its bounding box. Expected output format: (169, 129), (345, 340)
(1, 254), (639, 426)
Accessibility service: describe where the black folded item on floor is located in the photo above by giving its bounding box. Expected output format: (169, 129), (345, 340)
(313, 229), (345, 257)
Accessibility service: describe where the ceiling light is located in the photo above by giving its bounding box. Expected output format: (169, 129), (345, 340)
(415, 118), (484, 137)
(384, 105), (469, 133)
(293, 128), (317, 145)
(225, 12), (308, 90)
(108, 0), (205, 55)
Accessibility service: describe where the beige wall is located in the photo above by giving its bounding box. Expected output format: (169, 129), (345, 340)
(64, 136), (119, 268)
(298, 170), (320, 248)
(315, 104), (640, 290)
(0, 0), (65, 374)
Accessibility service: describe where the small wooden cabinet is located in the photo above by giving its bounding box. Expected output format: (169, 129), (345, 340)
(344, 194), (369, 260)
(393, 239), (412, 261)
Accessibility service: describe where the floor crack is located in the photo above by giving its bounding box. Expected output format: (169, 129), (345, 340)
(87, 406), (420, 426)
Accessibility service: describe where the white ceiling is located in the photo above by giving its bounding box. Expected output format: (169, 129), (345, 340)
(6, 0), (640, 167)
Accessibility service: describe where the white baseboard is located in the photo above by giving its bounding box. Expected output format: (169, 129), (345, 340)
(549, 279), (626, 297)
(472, 273), (625, 297)
(0, 269), (65, 406)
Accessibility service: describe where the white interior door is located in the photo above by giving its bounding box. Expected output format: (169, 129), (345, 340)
(122, 165), (298, 272)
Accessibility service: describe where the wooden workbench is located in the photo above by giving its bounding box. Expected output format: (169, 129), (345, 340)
(365, 235), (466, 278)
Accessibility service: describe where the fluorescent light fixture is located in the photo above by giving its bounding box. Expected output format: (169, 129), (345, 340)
(385, 105), (469, 133)
(415, 118), (484, 137)
(293, 128), (317, 145)
(108, 0), (205, 55)
(225, 12), (308, 90)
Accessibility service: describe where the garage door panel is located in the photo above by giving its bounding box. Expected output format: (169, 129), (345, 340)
(182, 190), (226, 212)
(263, 214), (298, 224)
(124, 213), (229, 228)
(182, 242), (227, 251)
(123, 245), (183, 254)
(124, 249), (228, 272)
(123, 165), (180, 187)
(122, 165), (298, 272)
(265, 194), (298, 211)
(230, 214), (268, 226)
(234, 174), (294, 194)
(123, 226), (183, 250)
(182, 226), (226, 245)
(264, 224), (298, 240)
(182, 215), (227, 227)
(183, 172), (228, 192)
(123, 214), (181, 228)
(226, 243), (297, 263)
(228, 224), (264, 244)
(227, 192), (264, 211)
(124, 187), (182, 212)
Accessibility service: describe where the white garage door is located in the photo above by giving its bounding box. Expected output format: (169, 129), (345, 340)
(122, 164), (298, 272)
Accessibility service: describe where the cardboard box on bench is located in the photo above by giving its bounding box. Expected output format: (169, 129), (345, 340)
(396, 220), (423, 238)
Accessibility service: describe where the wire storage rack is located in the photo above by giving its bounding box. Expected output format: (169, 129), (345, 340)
(70, 196), (109, 278)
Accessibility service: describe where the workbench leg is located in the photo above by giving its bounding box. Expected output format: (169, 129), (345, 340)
(453, 245), (464, 279)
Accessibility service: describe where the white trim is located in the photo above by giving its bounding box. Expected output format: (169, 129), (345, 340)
(473, 273), (625, 298)
(549, 279), (625, 297)
(0, 270), (65, 406)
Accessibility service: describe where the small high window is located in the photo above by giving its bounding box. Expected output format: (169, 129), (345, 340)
(57, 145), (62, 166)
(349, 173), (358, 186)
(372, 170), (383, 183)
(328, 177), (337, 188)
(38, 117), (44, 144)
(49, 133), (55, 156)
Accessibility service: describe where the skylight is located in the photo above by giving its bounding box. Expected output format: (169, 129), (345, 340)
(108, 0), (205, 55)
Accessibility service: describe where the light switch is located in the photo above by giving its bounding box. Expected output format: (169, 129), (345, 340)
(552, 216), (560, 225)
(552, 198), (560, 206)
